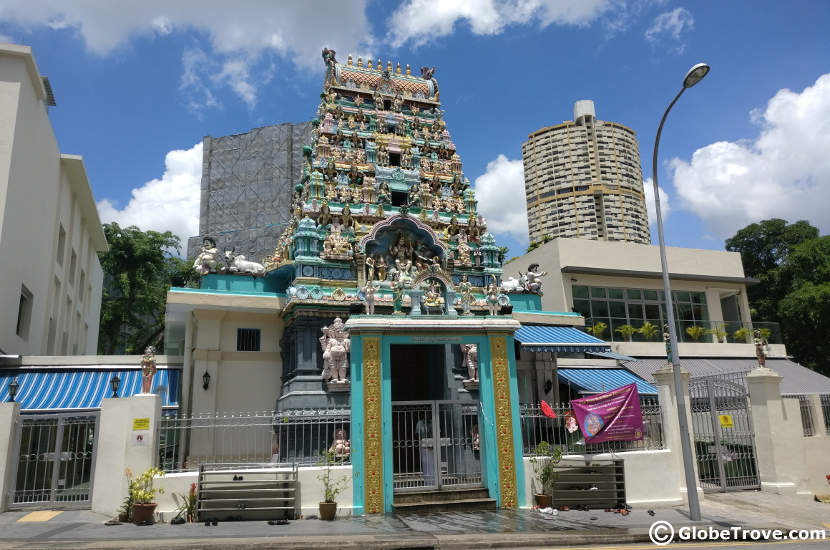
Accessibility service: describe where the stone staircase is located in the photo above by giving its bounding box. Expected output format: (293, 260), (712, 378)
(392, 487), (496, 513)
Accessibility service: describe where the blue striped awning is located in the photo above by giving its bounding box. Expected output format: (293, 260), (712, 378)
(514, 325), (611, 353)
(0, 368), (181, 410)
(558, 368), (658, 395)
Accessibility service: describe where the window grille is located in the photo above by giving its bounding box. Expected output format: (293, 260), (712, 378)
(237, 328), (261, 352)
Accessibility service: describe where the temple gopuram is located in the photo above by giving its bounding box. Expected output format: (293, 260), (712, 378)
(178, 49), (601, 515)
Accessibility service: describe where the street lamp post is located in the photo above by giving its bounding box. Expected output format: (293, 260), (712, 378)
(651, 62), (709, 521)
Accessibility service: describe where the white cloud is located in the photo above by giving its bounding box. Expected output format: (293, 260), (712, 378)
(644, 6), (694, 53)
(670, 72), (830, 237)
(97, 143), (202, 250)
(388, 0), (613, 47)
(473, 155), (529, 244)
(642, 177), (671, 226)
(0, 1), (373, 109)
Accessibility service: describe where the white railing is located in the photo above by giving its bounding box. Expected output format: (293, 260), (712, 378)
(159, 407), (351, 472)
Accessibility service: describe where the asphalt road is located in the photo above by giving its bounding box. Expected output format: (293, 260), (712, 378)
(535, 542), (829, 550)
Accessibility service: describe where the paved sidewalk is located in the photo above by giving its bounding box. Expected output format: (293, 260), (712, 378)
(0, 494), (827, 550)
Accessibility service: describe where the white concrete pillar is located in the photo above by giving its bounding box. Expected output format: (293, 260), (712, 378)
(91, 393), (162, 517)
(746, 367), (809, 494)
(0, 402), (21, 512)
(806, 394), (826, 436)
(704, 288), (725, 343)
(653, 365), (703, 501)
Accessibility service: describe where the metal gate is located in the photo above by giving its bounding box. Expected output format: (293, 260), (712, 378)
(391, 401), (481, 491)
(10, 412), (99, 508)
(688, 372), (759, 492)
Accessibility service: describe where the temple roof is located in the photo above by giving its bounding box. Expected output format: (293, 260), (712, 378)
(333, 57), (436, 100)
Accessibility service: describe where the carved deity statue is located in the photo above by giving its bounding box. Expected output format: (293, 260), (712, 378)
(455, 231), (472, 268)
(525, 263), (547, 294)
(322, 48), (337, 88)
(322, 224), (352, 258)
(423, 280), (444, 310)
(457, 274), (473, 315)
(461, 343), (478, 381)
(376, 255), (388, 281)
(447, 216), (460, 241)
(193, 237), (219, 276)
(140, 346), (157, 394)
(362, 282), (379, 314)
(321, 317), (350, 382)
(348, 164), (362, 189)
(486, 277), (500, 316)
(365, 255), (375, 282)
(754, 329), (768, 368)
(330, 428), (351, 458)
(340, 204), (354, 230)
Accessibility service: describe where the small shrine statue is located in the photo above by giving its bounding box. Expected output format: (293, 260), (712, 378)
(322, 224), (353, 258)
(376, 255), (388, 281)
(423, 280), (444, 311)
(348, 164), (362, 189)
(193, 237), (219, 276)
(322, 48), (337, 88)
(330, 428), (351, 458)
(461, 343), (478, 381)
(341, 203), (354, 230)
(457, 275), (473, 315)
(447, 215), (460, 241)
(318, 201), (332, 228)
(525, 263), (547, 294)
(321, 317), (350, 382)
(455, 231), (472, 268)
(365, 255), (376, 282)
(754, 329), (768, 368)
(140, 346), (157, 394)
(362, 282), (379, 314)
(486, 277), (500, 316)
(392, 278), (405, 314)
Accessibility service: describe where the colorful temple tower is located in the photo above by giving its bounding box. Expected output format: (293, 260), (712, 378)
(196, 50), (526, 514)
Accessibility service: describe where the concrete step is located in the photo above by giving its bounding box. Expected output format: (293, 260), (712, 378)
(392, 497), (497, 514)
(393, 487), (490, 505)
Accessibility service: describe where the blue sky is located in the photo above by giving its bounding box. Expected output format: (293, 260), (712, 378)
(2, 1), (829, 262)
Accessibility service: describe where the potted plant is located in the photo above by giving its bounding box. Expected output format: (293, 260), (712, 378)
(126, 467), (165, 525)
(317, 449), (349, 521)
(615, 324), (636, 342)
(529, 441), (563, 508)
(172, 482), (198, 524)
(685, 325), (706, 342)
(707, 325), (727, 343)
(638, 321), (659, 341)
(587, 322), (607, 339)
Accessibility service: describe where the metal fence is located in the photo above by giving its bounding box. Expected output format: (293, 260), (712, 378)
(519, 398), (663, 456)
(821, 395), (830, 436)
(159, 408), (350, 472)
(782, 395), (815, 437)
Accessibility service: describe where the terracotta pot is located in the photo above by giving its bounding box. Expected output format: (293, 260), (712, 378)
(534, 494), (552, 508)
(319, 501), (337, 521)
(132, 503), (157, 525)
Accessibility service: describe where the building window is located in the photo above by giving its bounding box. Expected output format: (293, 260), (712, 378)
(57, 225), (66, 265)
(237, 328), (261, 352)
(69, 250), (77, 286)
(16, 285), (33, 339)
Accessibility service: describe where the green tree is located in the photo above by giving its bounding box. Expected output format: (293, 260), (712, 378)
(725, 219), (818, 321)
(725, 220), (829, 376)
(98, 223), (198, 354)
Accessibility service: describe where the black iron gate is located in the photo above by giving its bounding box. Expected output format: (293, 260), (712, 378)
(391, 400), (481, 491)
(10, 412), (99, 508)
(688, 372), (759, 492)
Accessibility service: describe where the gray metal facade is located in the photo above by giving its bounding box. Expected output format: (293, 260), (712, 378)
(187, 122), (313, 262)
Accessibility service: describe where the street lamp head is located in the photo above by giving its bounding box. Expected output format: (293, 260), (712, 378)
(683, 63), (710, 88)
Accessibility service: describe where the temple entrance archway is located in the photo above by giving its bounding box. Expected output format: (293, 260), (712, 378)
(389, 344), (481, 492)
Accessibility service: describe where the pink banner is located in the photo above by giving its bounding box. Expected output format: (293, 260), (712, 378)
(571, 383), (644, 444)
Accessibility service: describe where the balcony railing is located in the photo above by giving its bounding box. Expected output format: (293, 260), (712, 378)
(581, 318), (782, 345)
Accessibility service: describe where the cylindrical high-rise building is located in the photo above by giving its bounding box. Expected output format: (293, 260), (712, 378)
(522, 100), (650, 245)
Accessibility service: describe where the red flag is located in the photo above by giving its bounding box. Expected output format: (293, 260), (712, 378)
(540, 400), (557, 418)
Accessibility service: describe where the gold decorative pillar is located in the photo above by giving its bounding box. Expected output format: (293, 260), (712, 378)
(490, 335), (518, 508)
(362, 337), (383, 513)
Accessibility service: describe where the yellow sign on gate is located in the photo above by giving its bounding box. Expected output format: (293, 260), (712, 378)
(132, 417), (150, 430)
(718, 414), (734, 428)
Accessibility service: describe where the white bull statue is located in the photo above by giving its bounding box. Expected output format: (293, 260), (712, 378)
(500, 273), (527, 293)
(223, 249), (266, 276)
